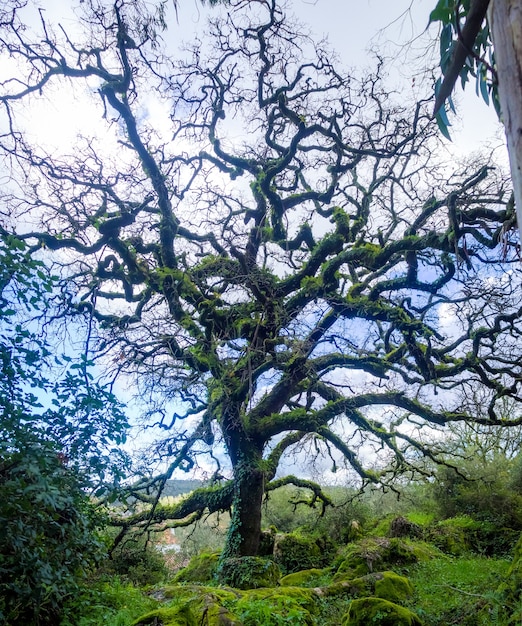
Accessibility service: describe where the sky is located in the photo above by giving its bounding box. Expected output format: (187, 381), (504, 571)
(173, 0), (502, 152)
(20, 0), (503, 157)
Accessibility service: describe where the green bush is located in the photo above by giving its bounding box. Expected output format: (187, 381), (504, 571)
(433, 461), (522, 555)
(0, 234), (130, 624)
(262, 486), (369, 544)
(0, 443), (103, 625)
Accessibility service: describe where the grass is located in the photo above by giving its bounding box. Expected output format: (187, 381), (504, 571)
(406, 556), (510, 626)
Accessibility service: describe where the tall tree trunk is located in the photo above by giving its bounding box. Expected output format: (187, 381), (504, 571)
(488, 0), (522, 239)
(221, 452), (265, 560)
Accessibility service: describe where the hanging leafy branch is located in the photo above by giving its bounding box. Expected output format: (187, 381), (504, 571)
(430, 0), (498, 138)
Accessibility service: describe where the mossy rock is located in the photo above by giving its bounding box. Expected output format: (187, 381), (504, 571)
(161, 585), (238, 603)
(374, 572), (413, 602)
(133, 605), (194, 626)
(425, 516), (478, 556)
(218, 556), (281, 589)
(334, 538), (435, 581)
(274, 532), (336, 574)
(279, 568), (330, 587)
(325, 571), (413, 603)
(133, 587), (241, 626)
(258, 526), (277, 556)
(341, 597), (424, 626)
(172, 552), (219, 584)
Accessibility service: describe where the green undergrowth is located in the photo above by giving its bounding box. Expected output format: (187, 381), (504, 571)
(406, 556), (510, 625)
(61, 578), (159, 626)
(61, 549), (516, 626)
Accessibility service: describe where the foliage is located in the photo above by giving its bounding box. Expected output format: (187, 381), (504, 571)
(432, 456), (522, 554)
(0, 443), (103, 625)
(0, 0), (520, 565)
(101, 532), (169, 586)
(217, 556), (281, 589)
(60, 578), (159, 626)
(233, 590), (315, 626)
(0, 233), (130, 623)
(407, 555), (509, 625)
(263, 485), (369, 543)
(430, 0), (498, 138)
(174, 514), (229, 560)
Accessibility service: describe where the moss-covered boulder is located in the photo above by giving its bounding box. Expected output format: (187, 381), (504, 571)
(324, 571), (413, 604)
(374, 572), (414, 602)
(342, 597), (424, 626)
(274, 532), (335, 574)
(133, 605), (194, 626)
(172, 552), (219, 584)
(133, 587), (241, 626)
(425, 516), (477, 556)
(218, 556), (281, 589)
(334, 538), (435, 581)
(258, 526), (277, 556)
(279, 568), (330, 587)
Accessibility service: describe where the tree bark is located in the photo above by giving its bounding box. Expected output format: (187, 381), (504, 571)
(221, 454), (265, 559)
(488, 0), (522, 240)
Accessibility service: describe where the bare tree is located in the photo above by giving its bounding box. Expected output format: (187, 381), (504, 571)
(1, 0), (521, 568)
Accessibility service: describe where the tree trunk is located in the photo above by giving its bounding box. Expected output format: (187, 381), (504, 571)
(488, 0), (522, 240)
(221, 454), (265, 560)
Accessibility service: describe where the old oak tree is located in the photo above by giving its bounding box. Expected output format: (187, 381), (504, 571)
(1, 0), (522, 567)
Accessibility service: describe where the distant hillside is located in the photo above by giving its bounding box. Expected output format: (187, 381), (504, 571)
(162, 479), (204, 498)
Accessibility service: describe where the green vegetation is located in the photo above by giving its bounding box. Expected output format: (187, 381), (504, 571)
(49, 455), (522, 625)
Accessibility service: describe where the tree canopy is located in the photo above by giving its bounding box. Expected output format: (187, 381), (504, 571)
(1, 0), (521, 565)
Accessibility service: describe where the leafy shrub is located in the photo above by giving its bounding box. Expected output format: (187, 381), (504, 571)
(0, 234), (130, 624)
(61, 578), (159, 626)
(433, 460), (522, 554)
(0, 443), (103, 625)
(262, 485), (369, 544)
(234, 588), (316, 626)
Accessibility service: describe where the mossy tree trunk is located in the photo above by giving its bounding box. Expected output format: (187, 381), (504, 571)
(219, 400), (265, 559)
(224, 457), (265, 558)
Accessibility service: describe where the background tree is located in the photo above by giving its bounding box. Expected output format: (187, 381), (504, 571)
(0, 0), (521, 568)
